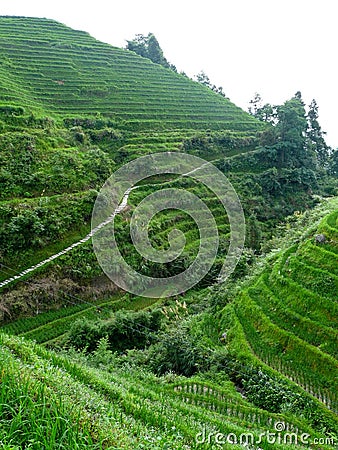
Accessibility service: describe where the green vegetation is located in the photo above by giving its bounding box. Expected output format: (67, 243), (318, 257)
(0, 16), (337, 449)
(218, 200), (338, 423)
(126, 32), (177, 71)
(0, 16), (262, 129)
(1, 202), (337, 448)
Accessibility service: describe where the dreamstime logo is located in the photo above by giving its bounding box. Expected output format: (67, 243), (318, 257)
(195, 422), (337, 447)
(91, 152), (245, 297)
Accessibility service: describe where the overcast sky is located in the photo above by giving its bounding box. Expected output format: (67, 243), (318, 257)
(1, 0), (337, 147)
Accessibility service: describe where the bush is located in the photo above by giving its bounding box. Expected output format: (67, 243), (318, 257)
(148, 324), (205, 376)
(67, 309), (162, 353)
(68, 318), (101, 352)
(0, 105), (25, 116)
(242, 369), (307, 413)
(105, 309), (162, 352)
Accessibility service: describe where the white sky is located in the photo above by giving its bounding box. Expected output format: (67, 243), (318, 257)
(1, 0), (337, 147)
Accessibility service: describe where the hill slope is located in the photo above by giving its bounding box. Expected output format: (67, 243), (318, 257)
(1, 202), (337, 449)
(0, 15), (337, 450)
(218, 200), (338, 426)
(0, 16), (263, 131)
(0, 16), (326, 314)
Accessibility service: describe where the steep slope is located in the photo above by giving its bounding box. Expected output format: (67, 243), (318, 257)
(0, 16), (263, 131)
(1, 332), (335, 449)
(0, 16), (337, 448)
(218, 200), (338, 431)
(0, 16), (326, 327)
(1, 202), (337, 449)
(0, 16), (273, 322)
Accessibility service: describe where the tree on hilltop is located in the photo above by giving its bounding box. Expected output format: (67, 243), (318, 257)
(273, 92), (313, 170)
(249, 92), (331, 171)
(126, 33), (176, 71)
(195, 70), (227, 98)
(248, 92), (276, 124)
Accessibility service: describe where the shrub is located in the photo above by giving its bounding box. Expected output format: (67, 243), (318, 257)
(68, 318), (101, 352)
(67, 309), (162, 353)
(148, 324), (204, 376)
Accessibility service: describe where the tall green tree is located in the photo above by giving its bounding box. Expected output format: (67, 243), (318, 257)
(147, 34), (167, 66)
(248, 92), (276, 124)
(273, 92), (314, 169)
(125, 34), (148, 58)
(196, 71), (212, 88)
(306, 99), (330, 167)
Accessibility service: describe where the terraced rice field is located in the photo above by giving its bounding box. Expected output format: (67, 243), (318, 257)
(1, 331), (333, 449)
(0, 16), (337, 449)
(0, 16), (264, 133)
(231, 206), (338, 414)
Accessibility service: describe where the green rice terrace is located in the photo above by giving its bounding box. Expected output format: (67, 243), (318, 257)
(0, 16), (262, 130)
(0, 15), (337, 450)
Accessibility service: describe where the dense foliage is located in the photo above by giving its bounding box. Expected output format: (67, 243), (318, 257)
(0, 16), (337, 450)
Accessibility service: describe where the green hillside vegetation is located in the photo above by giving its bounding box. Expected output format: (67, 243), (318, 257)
(0, 17), (262, 129)
(1, 202), (337, 449)
(0, 17), (327, 321)
(0, 15), (337, 449)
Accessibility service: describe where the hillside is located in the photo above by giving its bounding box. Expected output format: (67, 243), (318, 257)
(1, 201), (337, 449)
(0, 16), (269, 305)
(0, 16), (263, 131)
(0, 16), (273, 317)
(220, 200), (338, 414)
(0, 15), (337, 450)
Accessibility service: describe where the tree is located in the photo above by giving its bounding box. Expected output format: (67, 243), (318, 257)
(294, 90), (305, 106)
(248, 92), (262, 116)
(306, 99), (330, 167)
(195, 71), (226, 98)
(248, 92), (276, 124)
(125, 33), (148, 58)
(147, 34), (167, 66)
(273, 92), (312, 169)
(250, 92), (331, 173)
(126, 33), (174, 70)
(328, 148), (338, 177)
(246, 213), (262, 252)
(196, 70), (212, 88)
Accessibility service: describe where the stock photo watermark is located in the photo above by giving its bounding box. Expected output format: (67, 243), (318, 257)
(195, 422), (337, 447)
(91, 152), (245, 297)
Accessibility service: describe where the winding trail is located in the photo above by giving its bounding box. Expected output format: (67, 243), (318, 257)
(0, 188), (135, 289)
(0, 160), (213, 290)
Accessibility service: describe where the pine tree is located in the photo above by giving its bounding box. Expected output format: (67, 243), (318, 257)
(306, 99), (330, 167)
(147, 34), (168, 67)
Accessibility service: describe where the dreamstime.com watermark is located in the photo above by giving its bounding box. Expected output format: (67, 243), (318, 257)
(92, 152), (245, 297)
(195, 422), (337, 447)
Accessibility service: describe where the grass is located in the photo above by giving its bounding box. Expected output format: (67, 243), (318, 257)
(0, 204), (337, 448)
(0, 16), (265, 133)
(225, 203), (338, 418)
(2, 332), (334, 449)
